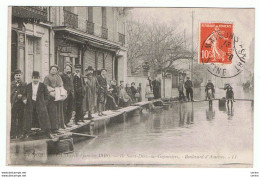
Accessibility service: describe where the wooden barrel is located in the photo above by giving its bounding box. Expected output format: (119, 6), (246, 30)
(218, 98), (226, 107)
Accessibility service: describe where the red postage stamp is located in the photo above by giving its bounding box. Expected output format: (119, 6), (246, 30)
(199, 23), (233, 64)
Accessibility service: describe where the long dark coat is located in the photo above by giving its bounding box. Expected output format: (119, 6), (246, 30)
(23, 82), (51, 132)
(85, 75), (99, 112)
(96, 75), (107, 103)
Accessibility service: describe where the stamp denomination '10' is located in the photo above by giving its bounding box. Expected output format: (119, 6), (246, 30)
(199, 23), (233, 64)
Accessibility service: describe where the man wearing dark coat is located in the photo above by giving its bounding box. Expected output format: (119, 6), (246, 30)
(152, 77), (161, 99)
(73, 64), (85, 124)
(184, 77), (194, 102)
(22, 71), (53, 139)
(130, 82), (137, 102)
(60, 63), (75, 126)
(10, 69), (27, 139)
(97, 68), (108, 116)
(85, 66), (99, 120)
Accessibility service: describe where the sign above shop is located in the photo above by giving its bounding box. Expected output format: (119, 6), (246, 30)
(59, 46), (72, 53)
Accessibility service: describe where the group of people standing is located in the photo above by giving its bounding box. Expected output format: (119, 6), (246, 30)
(10, 64), (144, 139)
(178, 77), (235, 109)
(178, 77), (194, 102)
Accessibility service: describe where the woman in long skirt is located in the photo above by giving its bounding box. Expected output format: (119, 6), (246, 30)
(44, 65), (65, 133)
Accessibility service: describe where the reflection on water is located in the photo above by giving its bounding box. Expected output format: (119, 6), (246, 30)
(206, 106), (215, 121)
(48, 88), (253, 165)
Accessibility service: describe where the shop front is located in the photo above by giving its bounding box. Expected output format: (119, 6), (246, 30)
(11, 7), (51, 83)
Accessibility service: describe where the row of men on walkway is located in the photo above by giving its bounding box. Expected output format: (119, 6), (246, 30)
(178, 77), (235, 106)
(10, 64), (142, 139)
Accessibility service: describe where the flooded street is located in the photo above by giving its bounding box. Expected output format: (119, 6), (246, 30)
(48, 88), (253, 166)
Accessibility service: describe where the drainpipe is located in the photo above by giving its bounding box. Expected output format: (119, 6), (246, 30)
(48, 7), (51, 68)
(163, 72), (165, 98)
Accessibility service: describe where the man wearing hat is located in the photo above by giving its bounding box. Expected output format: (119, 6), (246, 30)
(60, 63), (75, 126)
(85, 66), (99, 119)
(22, 71), (53, 139)
(73, 64), (85, 124)
(10, 69), (27, 139)
(97, 68), (108, 116)
(184, 77), (194, 102)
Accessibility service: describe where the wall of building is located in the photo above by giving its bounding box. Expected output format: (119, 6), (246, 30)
(93, 7), (102, 37)
(12, 22), (52, 83)
(51, 7), (126, 44)
(157, 74), (173, 98)
(117, 50), (127, 84)
(77, 7), (87, 32)
(12, 6), (128, 85)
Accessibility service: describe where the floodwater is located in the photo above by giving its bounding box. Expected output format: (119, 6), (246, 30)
(48, 87), (253, 166)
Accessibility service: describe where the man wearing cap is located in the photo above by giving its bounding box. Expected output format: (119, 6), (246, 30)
(73, 64), (85, 124)
(184, 77), (194, 102)
(97, 68), (108, 116)
(60, 63), (75, 126)
(85, 66), (99, 119)
(10, 69), (27, 139)
(22, 71), (53, 139)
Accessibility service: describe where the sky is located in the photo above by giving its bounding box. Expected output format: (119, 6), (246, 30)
(128, 8), (254, 50)
(127, 8), (255, 83)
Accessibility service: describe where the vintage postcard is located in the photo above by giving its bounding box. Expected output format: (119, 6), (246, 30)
(7, 7), (254, 167)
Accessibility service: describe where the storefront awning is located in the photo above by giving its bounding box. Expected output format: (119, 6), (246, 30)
(53, 26), (127, 52)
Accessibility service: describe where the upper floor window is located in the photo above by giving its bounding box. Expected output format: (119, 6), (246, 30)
(88, 7), (93, 22)
(102, 7), (107, 27)
(64, 6), (73, 13)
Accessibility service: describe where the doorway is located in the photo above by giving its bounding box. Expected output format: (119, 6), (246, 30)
(25, 36), (41, 83)
(11, 30), (18, 81)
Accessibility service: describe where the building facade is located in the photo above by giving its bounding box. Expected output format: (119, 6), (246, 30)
(11, 6), (128, 84)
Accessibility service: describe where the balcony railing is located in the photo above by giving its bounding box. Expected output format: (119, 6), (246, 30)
(86, 21), (95, 35)
(101, 27), (108, 40)
(12, 6), (48, 23)
(118, 32), (125, 45)
(64, 9), (78, 29)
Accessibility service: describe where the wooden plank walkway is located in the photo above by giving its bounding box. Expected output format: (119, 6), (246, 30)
(10, 97), (253, 143)
(11, 100), (153, 143)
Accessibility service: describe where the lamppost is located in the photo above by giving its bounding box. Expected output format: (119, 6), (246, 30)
(142, 61), (150, 76)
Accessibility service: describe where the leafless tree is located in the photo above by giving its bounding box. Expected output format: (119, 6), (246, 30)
(126, 19), (193, 75)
